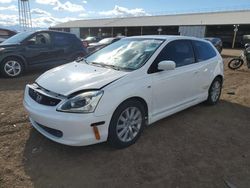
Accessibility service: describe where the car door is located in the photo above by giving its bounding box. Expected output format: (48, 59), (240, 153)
(24, 32), (53, 66)
(51, 33), (74, 65)
(191, 40), (219, 95)
(149, 40), (201, 121)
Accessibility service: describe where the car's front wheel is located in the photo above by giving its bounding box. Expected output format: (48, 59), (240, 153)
(0, 57), (24, 78)
(108, 100), (146, 149)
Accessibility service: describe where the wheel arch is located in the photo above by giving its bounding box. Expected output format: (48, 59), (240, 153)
(214, 74), (223, 84)
(107, 96), (149, 148)
(1, 55), (27, 68)
(114, 96), (149, 120)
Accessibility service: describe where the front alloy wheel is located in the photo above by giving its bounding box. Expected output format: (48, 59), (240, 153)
(108, 100), (145, 148)
(116, 107), (142, 143)
(1, 57), (24, 78)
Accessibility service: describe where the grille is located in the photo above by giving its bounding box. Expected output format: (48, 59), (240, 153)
(36, 122), (63, 138)
(29, 88), (61, 106)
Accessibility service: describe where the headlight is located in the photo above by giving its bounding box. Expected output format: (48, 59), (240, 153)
(0, 48), (5, 52)
(57, 90), (103, 113)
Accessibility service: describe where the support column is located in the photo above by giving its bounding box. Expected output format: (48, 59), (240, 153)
(88, 28), (91, 36)
(125, 27), (128, 36)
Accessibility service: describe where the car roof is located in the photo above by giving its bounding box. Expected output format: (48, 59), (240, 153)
(126, 35), (207, 41)
(25, 30), (74, 36)
(100, 37), (116, 40)
(205, 37), (221, 41)
(13, 30), (74, 36)
(125, 35), (209, 43)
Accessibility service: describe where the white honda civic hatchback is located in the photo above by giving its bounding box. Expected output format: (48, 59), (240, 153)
(24, 36), (223, 148)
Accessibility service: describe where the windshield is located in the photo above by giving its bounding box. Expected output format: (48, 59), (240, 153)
(86, 38), (164, 71)
(1, 32), (33, 45)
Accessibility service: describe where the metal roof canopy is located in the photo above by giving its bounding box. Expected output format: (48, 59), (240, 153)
(52, 10), (250, 28)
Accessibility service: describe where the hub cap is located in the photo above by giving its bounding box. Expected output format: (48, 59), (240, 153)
(4, 60), (21, 77)
(116, 107), (142, 142)
(211, 81), (221, 102)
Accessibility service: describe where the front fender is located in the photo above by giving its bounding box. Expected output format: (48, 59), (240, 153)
(94, 74), (152, 121)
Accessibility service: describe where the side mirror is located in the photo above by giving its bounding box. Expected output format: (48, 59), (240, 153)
(158, 60), (176, 71)
(26, 40), (35, 45)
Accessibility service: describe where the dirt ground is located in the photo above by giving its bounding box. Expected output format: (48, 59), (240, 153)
(0, 50), (249, 188)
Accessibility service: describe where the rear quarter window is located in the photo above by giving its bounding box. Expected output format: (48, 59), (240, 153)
(192, 40), (217, 62)
(53, 33), (71, 46)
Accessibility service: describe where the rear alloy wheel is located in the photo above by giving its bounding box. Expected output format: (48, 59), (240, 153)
(206, 78), (222, 105)
(108, 100), (145, 148)
(1, 57), (24, 78)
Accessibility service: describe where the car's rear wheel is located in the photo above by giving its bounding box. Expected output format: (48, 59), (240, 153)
(108, 100), (146, 149)
(206, 77), (222, 105)
(0, 57), (24, 78)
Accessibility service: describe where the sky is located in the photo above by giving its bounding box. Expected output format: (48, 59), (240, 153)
(1, 0), (250, 29)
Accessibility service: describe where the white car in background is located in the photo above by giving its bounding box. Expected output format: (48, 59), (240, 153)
(24, 36), (224, 148)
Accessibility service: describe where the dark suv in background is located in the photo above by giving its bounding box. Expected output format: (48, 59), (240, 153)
(0, 30), (87, 78)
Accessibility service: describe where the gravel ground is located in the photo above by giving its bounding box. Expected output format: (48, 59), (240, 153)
(0, 54), (249, 188)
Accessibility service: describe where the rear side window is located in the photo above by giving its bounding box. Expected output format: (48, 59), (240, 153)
(154, 40), (195, 68)
(192, 40), (217, 62)
(54, 33), (71, 46)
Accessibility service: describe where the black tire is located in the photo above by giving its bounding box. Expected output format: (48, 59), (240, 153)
(108, 99), (146, 149)
(228, 58), (244, 70)
(205, 77), (222, 105)
(0, 57), (24, 78)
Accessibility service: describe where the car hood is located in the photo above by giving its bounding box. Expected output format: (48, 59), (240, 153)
(36, 62), (129, 96)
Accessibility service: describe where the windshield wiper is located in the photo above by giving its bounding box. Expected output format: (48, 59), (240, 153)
(90, 62), (121, 71)
(90, 62), (135, 72)
(76, 57), (89, 64)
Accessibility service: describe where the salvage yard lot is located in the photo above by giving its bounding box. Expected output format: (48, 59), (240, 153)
(0, 51), (250, 188)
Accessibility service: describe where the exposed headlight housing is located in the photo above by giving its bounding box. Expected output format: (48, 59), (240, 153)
(57, 90), (103, 113)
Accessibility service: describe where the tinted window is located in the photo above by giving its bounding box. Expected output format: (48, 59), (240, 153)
(27, 33), (51, 46)
(153, 40), (195, 70)
(192, 40), (217, 62)
(54, 33), (71, 46)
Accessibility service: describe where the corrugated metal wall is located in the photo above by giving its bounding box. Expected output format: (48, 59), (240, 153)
(179, 26), (206, 38)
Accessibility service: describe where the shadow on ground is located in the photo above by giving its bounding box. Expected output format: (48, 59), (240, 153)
(22, 100), (250, 188)
(0, 69), (47, 91)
